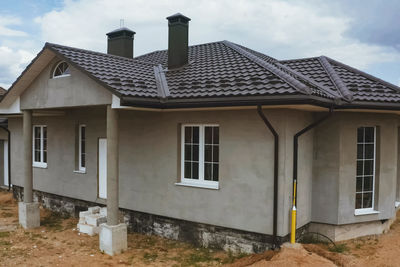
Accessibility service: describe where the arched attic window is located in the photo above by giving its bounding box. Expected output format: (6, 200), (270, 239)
(52, 61), (70, 78)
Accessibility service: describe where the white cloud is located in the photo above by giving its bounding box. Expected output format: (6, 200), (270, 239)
(32, 0), (400, 71)
(0, 46), (36, 89)
(0, 83), (10, 90)
(1, 0), (399, 86)
(0, 16), (27, 37)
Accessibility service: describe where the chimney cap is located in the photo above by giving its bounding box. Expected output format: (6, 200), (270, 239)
(106, 27), (136, 38)
(166, 13), (191, 24)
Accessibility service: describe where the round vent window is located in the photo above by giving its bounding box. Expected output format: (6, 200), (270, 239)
(52, 61), (70, 78)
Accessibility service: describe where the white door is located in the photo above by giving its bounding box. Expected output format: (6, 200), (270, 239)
(3, 141), (8, 186)
(98, 138), (107, 199)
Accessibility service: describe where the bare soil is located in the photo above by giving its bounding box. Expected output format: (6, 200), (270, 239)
(0, 190), (243, 266)
(2, 188), (400, 266)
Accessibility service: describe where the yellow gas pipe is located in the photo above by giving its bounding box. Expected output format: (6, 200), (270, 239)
(290, 179), (297, 244)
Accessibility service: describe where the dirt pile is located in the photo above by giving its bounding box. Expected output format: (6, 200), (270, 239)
(249, 246), (336, 267)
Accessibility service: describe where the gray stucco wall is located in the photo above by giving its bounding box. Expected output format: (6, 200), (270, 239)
(277, 110), (315, 236)
(312, 116), (340, 224)
(312, 112), (398, 225)
(20, 57), (112, 109)
(9, 107), (107, 201)
(8, 107), (315, 236)
(0, 140), (4, 186)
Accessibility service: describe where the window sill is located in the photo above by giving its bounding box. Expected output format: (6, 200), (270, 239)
(33, 162), (47, 169)
(52, 74), (71, 79)
(175, 182), (219, 190)
(73, 170), (86, 174)
(354, 209), (380, 216)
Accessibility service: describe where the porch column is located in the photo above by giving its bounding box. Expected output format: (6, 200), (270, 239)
(23, 110), (33, 202)
(99, 105), (127, 256)
(18, 110), (40, 229)
(107, 104), (119, 225)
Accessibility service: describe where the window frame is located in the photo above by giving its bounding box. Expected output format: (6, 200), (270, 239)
(78, 124), (86, 172)
(52, 61), (71, 79)
(32, 125), (47, 168)
(179, 124), (219, 189)
(355, 126), (377, 214)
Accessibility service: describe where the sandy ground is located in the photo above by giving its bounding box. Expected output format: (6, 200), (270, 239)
(2, 188), (400, 266)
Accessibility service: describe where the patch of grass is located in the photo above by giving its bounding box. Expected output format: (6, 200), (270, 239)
(165, 239), (182, 249)
(1, 212), (13, 217)
(0, 240), (11, 246)
(221, 250), (248, 264)
(25, 232), (42, 241)
(329, 243), (349, 253)
(143, 252), (158, 262)
(65, 220), (77, 230)
(135, 236), (159, 249)
(179, 248), (219, 267)
(40, 211), (63, 231)
(299, 233), (330, 245)
(0, 232), (10, 238)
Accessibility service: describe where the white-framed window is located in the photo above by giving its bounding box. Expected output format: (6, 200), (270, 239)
(33, 125), (47, 168)
(78, 125), (86, 172)
(179, 124), (219, 189)
(355, 126), (376, 213)
(52, 61), (70, 78)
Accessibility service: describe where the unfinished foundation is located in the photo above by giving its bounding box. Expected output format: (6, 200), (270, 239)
(13, 186), (276, 253)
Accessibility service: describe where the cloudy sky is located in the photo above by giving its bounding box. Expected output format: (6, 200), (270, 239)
(0, 0), (399, 89)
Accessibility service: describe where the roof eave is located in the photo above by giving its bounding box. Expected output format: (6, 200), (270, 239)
(120, 94), (335, 109)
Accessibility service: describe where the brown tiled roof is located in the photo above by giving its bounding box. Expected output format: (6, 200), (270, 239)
(47, 43), (160, 98)
(136, 41), (343, 100)
(13, 40), (400, 109)
(280, 56), (400, 104)
(164, 41), (305, 99)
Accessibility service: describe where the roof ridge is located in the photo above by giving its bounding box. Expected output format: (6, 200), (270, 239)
(324, 56), (400, 93)
(318, 56), (353, 101)
(45, 42), (155, 66)
(222, 40), (312, 95)
(279, 56), (320, 63)
(135, 40), (227, 59)
(275, 62), (341, 100)
(230, 42), (278, 62)
(235, 45), (340, 100)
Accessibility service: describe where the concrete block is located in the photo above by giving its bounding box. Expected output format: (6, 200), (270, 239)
(77, 223), (100, 236)
(86, 214), (107, 227)
(88, 206), (101, 214)
(99, 223), (128, 256)
(79, 210), (91, 218)
(100, 207), (107, 216)
(18, 202), (40, 229)
(79, 217), (86, 224)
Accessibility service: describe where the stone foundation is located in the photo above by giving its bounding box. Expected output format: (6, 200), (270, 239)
(12, 186), (276, 253)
